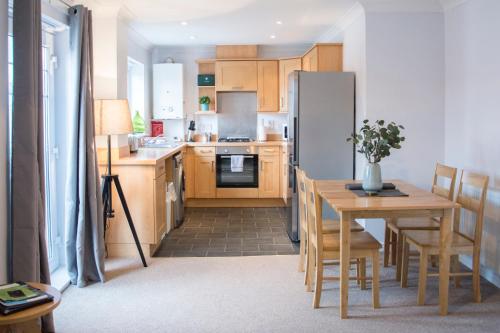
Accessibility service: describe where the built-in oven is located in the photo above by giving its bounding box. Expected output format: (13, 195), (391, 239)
(216, 146), (258, 188)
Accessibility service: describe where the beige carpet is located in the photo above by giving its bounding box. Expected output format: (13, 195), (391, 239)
(54, 255), (500, 333)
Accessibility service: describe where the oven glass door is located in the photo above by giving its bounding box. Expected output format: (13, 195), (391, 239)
(216, 155), (258, 188)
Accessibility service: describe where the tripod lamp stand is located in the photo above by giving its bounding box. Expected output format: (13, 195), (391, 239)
(94, 99), (147, 267)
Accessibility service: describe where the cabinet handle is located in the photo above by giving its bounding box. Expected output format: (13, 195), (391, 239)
(211, 161), (214, 172)
(232, 86), (243, 90)
(280, 97), (283, 108)
(260, 161), (264, 171)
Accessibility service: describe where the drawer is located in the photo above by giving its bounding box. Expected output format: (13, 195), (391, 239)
(259, 146), (279, 155)
(155, 162), (166, 177)
(194, 147), (215, 156)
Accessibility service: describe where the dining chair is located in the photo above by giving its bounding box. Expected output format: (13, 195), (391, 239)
(401, 170), (489, 305)
(383, 163), (458, 281)
(304, 175), (381, 309)
(295, 168), (364, 284)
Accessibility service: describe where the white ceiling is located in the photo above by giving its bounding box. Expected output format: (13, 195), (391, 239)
(86, 0), (449, 46)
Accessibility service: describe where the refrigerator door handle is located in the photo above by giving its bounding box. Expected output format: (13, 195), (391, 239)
(293, 116), (297, 162)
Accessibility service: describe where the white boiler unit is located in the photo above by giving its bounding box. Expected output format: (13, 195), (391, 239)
(153, 63), (184, 119)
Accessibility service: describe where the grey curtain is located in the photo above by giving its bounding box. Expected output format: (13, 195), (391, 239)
(11, 0), (54, 332)
(65, 5), (106, 287)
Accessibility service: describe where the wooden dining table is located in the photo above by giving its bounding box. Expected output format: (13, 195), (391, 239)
(315, 180), (459, 319)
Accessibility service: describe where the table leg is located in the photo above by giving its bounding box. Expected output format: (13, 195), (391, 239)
(439, 208), (452, 316)
(340, 211), (351, 319)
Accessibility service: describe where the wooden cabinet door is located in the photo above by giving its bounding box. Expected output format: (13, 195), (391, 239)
(194, 156), (216, 198)
(302, 47), (318, 72)
(257, 61), (279, 112)
(184, 150), (195, 199)
(154, 173), (166, 243)
(259, 153), (280, 198)
(215, 61), (257, 91)
(279, 58), (301, 112)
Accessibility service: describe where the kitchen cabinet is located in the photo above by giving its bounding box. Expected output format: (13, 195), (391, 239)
(154, 173), (167, 242)
(153, 63), (184, 119)
(215, 61), (257, 91)
(302, 44), (343, 72)
(279, 57), (301, 112)
(101, 160), (168, 257)
(258, 147), (281, 198)
(194, 148), (216, 198)
(257, 61), (279, 112)
(184, 148), (195, 199)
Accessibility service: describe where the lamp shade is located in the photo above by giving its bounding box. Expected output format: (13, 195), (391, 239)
(94, 99), (133, 135)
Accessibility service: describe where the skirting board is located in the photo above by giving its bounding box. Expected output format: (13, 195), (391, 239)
(460, 255), (500, 288)
(185, 198), (286, 208)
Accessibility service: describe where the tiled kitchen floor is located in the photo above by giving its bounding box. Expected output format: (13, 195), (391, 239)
(154, 207), (299, 257)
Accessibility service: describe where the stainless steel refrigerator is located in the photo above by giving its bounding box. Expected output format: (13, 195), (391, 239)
(286, 71), (355, 241)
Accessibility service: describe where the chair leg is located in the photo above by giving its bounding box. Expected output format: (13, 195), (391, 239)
(298, 227), (306, 272)
(313, 250), (323, 308)
(451, 255), (461, 288)
(356, 259), (361, 285)
(417, 249), (428, 306)
(391, 231), (397, 266)
(396, 230), (404, 281)
(360, 258), (367, 290)
(372, 250), (380, 309)
(306, 245), (314, 292)
(401, 237), (410, 288)
(472, 250), (481, 303)
(384, 223), (391, 267)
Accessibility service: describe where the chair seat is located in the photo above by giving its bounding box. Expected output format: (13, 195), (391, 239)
(322, 232), (381, 251)
(323, 219), (364, 233)
(402, 230), (474, 249)
(388, 217), (440, 231)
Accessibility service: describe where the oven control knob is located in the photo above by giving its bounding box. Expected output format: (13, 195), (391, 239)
(246, 149), (250, 153)
(224, 149), (228, 153)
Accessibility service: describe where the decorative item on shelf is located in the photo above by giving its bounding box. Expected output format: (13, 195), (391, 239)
(347, 119), (405, 193)
(199, 96), (211, 111)
(198, 74), (215, 86)
(132, 110), (145, 133)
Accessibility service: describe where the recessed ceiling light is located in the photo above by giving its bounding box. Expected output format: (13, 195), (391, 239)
(181, 21), (188, 26)
(270, 34), (276, 39)
(189, 35), (196, 40)
(276, 20), (282, 25)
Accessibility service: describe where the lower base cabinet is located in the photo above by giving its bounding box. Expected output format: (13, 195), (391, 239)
(258, 149), (281, 198)
(194, 155), (216, 198)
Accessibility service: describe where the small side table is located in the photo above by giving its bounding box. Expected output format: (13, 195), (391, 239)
(0, 283), (61, 333)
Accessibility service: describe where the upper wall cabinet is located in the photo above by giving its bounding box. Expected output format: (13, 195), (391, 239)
(153, 63), (184, 119)
(215, 61), (257, 91)
(257, 61), (279, 112)
(302, 44), (343, 72)
(278, 57), (301, 113)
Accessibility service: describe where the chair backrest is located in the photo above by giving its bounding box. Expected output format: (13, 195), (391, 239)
(453, 170), (489, 247)
(295, 167), (308, 233)
(432, 163), (458, 200)
(304, 175), (323, 250)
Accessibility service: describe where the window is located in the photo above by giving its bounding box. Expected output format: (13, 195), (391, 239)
(7, 14), (68, 274)
(127, 57), (145, 120)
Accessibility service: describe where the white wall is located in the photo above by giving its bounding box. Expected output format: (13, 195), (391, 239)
(0, 0), (9, 284)
(444, 0), (500, 285)
(92, 15), (119, 100)
(341, 8), (367, 180)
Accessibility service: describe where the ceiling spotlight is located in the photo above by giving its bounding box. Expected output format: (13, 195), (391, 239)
(270, 34), (276, 39)
(181, 21), (188, 26)
(189, 35), (196, 40)
(276, 20), (282, 25)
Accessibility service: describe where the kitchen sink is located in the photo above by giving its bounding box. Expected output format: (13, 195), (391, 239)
(142, 138), (179, 149)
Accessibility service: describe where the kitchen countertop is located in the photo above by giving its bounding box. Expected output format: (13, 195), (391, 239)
(102, 141), (287, 166)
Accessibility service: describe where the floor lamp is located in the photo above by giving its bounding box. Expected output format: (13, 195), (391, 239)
(94, 99), (147, 267)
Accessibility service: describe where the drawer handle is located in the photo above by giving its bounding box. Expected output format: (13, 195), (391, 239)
(232, 86), (243, 90)
(200, 149), (212, 153)
(263, 148), (274, 152)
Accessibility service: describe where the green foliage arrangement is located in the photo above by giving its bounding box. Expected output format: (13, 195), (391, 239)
(199, 96), (211, 105)
(347, 119), (405, 163)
